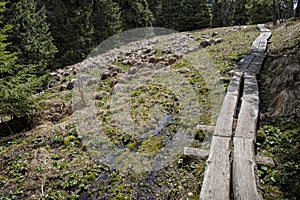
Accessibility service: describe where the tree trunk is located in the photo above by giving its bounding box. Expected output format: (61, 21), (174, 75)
(273, 0), (277, 25)
(295, 1), (300, 18)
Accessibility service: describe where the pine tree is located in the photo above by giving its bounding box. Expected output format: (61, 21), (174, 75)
(91, 0), (122, 46)
(0, 2), (40, 119)
(5, 0), (57, 74)
(115, 0), (154, 30)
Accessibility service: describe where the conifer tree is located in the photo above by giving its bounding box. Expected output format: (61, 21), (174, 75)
(211, 0), (232, 27)
(91, 0), (122, 46)
(146, 0), (162, 25)
(178, 0), (210, 31)
(5, 0), (57, 74)
(114, 0), (154, 30)
(0, 2), (40, 118)
(232, 0), (248, 25)
(39, 0), (94, 67)
(248, 0), (273, 24)
(156, 0), (182, 30)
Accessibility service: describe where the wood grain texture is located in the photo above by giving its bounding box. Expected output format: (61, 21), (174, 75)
(234, 73), (259, 141)
(233, 137), (263, 200)
(213, 72), (243, 137)
(200, 136), (232, 200)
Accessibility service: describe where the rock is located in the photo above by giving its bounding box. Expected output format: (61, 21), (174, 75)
(211, 31), (219, 36)
(213, 38), (224, 44)
(154, 61), (168, 70)
(87, 78), (99, 86)
(148, 56), (156, 63)
(101, 71), (111, 80)
(166, 56), (177, 65)
(109, 65), (122, 73)
(50, 72), (63, 81)
(128, 67), (138, 75)
(256, 155), (275, 167)
(176, 68), (191, 73)
(199, 39), (212, 48)
(94, 91), (109, 100)
(66, 79), (76, 90)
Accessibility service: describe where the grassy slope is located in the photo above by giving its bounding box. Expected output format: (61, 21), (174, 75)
(256, 20), (300, 200)
(1, 21), (298, 199)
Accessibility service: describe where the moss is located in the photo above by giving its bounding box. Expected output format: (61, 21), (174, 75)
(139, 136), (165, 153)
(256, 129), (266, 143)
(194, 129), (205, 142)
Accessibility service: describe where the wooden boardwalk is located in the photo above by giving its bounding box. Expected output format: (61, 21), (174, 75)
(200, 24), (271, 200)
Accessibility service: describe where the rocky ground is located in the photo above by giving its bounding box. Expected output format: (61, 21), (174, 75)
(1, 21), (298, 200)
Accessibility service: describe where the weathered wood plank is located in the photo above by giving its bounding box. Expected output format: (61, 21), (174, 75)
(252, 25), (271, 52)
(233, 137), (263, 200)
(200, 136), (232, 200)
(234, 73), (259, 140)
(184, 147), (209, 160)
(213, 72), (243, 137)
(237, 53), (255, 70)
(196, 125), (215, 132)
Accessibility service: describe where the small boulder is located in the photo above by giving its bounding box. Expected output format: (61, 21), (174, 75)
(199, 39), (212, 48)
(94, 91), (109, 100)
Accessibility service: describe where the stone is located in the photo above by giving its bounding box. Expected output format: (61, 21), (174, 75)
(128, 67), (138, 75)
(199, 39), (212, 48)
(176, 68), (191, 73)
(211, 31), (219, 36)
(101, 71), (111, 80)
(87, 78), (99, 86)
(94, 91), (109, 100)
(167, 57), (177, 65)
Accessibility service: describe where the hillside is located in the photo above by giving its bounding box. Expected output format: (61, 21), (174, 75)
(0, 20), (299, 199)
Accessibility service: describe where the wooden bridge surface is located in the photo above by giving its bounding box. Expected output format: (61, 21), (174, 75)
(200, 24), (272, 200)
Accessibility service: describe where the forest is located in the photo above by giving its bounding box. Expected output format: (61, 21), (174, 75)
(0, 0), (299, 121)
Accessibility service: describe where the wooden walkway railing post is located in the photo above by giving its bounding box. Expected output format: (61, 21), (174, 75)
(200, 24), (272, 200)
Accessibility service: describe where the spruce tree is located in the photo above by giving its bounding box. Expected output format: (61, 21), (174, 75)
(146, 0), (162, 25)
(247, 0), (273, 24)
(91, 0), (122, 46)
(232, 0), (248, 25)
(0, 2), (40, 119)
(114, 0), (154, 30)
(178, 0), (210, 31)
(211, 0), (232, 27)
(39, 0), (94, 67)
(156, 0), (182, 30)
(5, 0), (57, 74)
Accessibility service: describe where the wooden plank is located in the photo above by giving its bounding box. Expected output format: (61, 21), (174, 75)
(184, 147), (209, 160)
(234, 74), (259, 140)
(233, 137), (263, 200)
(213, 72), (243, 137)
(200, 136), (232, 200)
(237, 53), (255, 70)
(196, 125), (215, 132)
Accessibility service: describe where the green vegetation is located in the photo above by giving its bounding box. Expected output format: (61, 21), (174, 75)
(0, 2), (41, 118)
(258, 20), (300, 199)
